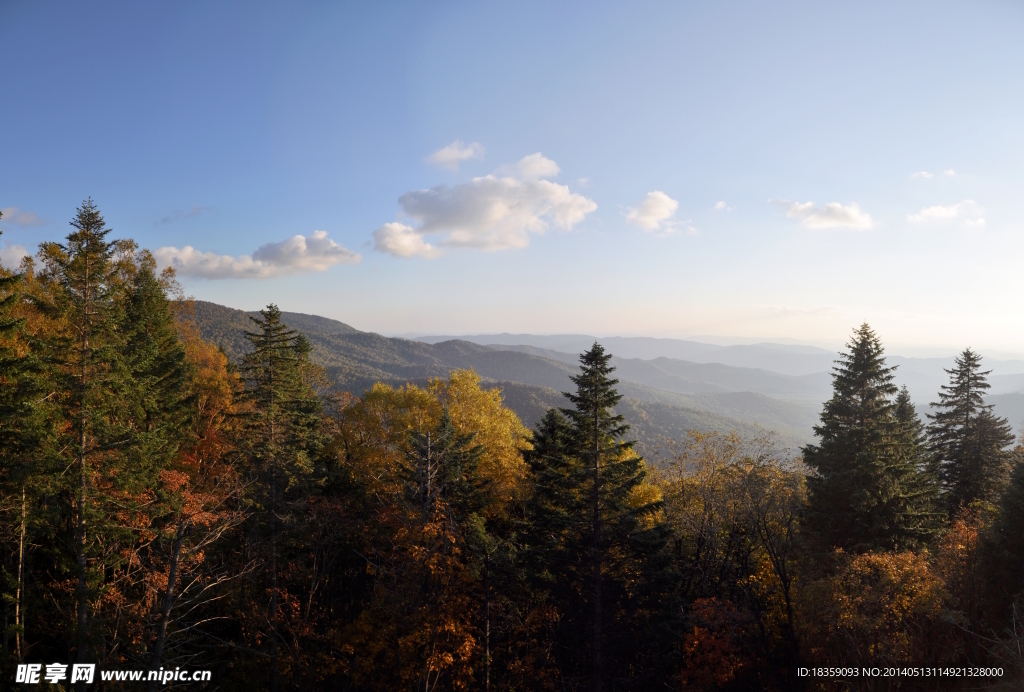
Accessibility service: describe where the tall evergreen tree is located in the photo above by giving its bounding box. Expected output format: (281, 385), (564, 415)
(239, 305), (322, 692)
(0, 222), (47, 666)
(804, 324), (938, 552)
(982, 448), (1024, 612)
(892, 387), (943, 546)
(928, 348), (1014, 512)
(560, 343), (670, 691)
(35, 199), (132, 668)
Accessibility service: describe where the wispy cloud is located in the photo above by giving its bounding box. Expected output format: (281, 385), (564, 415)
(776, 200), (873, 230)
(0, 207), (45, 227)
(156, 205), (214, 226)
(154, 230), (360, 279)
(910, 169), (956, 179)
(626, 191), (681, 234)
(426, 140), (485, 171)
(714, 201), (732, 211)
(374, 153), (596, 258)
(908, 199), (984, 227)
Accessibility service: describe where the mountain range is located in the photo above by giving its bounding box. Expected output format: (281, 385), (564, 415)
(188, 301), (1024, 452)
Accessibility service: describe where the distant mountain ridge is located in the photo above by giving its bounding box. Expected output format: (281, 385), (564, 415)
(188, 301), (820, 446)
(188, 301), (1024, 446)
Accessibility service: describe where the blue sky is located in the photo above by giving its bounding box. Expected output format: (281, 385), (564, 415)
(3, 1), (1024, 352)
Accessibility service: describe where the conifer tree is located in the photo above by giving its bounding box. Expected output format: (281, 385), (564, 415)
(0, 222), (46, 665)
(239, 305), (322, 692)
(521, 409), (585, 593)
(560, 343), (669, 690)
(928, 348), (1014, 512)
(804, 324), (938, 552)
(35, 199), (133, 666)
(892, 387), (943, 546)
(982, 449), (1024, 612)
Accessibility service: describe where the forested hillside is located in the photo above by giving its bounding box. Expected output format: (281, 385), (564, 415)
(191, 300), (819, 446)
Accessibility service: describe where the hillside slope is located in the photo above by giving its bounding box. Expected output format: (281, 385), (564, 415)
(188, 301), (817, 444)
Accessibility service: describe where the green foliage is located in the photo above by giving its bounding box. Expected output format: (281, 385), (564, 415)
(983, 450), (1024, 612)
(804, 324), (940, 552)
(928, 348), (1015, 512)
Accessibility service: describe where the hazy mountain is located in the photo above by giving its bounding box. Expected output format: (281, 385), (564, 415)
(188, 302), (1023, 446)
(189, 302), (818, 445)
(417, 333), (838, 375)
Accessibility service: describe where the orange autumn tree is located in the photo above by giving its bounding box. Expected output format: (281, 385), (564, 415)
(142, 318), (248, 681)
(799, 550), (948, 670)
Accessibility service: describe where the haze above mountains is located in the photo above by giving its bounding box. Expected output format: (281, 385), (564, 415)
(191, 301), (1024, 452)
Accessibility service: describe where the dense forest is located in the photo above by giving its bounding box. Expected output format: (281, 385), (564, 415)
(2, 201), (1024, 690)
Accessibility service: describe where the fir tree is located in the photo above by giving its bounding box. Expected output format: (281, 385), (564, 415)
(804, 324), (938, 552)
(239, 304), (322, 692)
(891, 387), (943, 546)
(928, 348), (1014, 512)
(560, 343), (670, 690)
(0, 222), (46, 664)
(982, 448), (1024, 611)
(35, 199), (133, 667)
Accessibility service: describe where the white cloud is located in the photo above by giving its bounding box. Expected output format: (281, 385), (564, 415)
(0, 207), (44, 227)
(372, 222), (438, 258)
(907, 199), (984, 227)
(626, 191), (679, 232)
(0, 243), (29, 269)
(910, 169), (957, 179)
(714, 201), (732, 211)
(426, 140), (485, 171)
(506, 153), (560, 181)
(778, 200), (873, 230)
(154, 230), (360, 279)
(374, 153), (596, 257)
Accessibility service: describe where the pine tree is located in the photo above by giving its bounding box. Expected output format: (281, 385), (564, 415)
(560, 343), (670, 690)
(239, 305), (322, 692)
(982, 449), (1024, 611)
(35, 199), (133, 666)
(891, 387), (943, 546)
(521, 409), (585, 591)
(0, 221), (47, 665)
(928, 348), (1014, 512)
(804, 324), (938, 552)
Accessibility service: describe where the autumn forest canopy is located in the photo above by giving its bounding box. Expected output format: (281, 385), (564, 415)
(3, 201), (1024, 691)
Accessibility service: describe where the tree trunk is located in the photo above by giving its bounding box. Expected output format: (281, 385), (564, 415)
(269, 462), (279, 692)
(75, 259), (92, 692)
(147, 522), (186, 691)
(592, 411), (602, 692)
(16, 484), (25, 663)
(484, 552), (490, 692)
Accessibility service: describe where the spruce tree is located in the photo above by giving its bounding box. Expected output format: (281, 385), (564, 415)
(0, 223), (47, 665)
(891, 387), (943, 546)
(560, 343), (669, 690)
(239, 305), (322, 692)
(35, 199), (133, 667)
(804, 324), (938, 552)
(982, 449), (1024, 611)
(928, 348), (1014, 513)
(521, 409), (585, 592)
